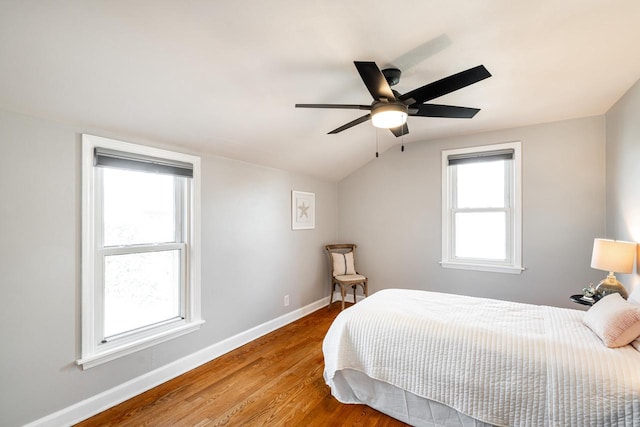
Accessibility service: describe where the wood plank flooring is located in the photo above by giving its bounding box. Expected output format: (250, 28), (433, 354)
(75, 302), (409, 426)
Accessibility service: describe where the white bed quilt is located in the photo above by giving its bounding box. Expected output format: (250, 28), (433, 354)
(323, 289), (640, 426)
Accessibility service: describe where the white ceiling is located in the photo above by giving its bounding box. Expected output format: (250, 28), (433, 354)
(1, 1), (639, 181)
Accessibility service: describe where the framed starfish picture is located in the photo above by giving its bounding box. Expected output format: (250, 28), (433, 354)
(291, 190), (315, 230)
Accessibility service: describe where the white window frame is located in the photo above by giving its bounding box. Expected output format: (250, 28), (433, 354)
(77, 134), (204, 370)
(441, 141), (523, 274)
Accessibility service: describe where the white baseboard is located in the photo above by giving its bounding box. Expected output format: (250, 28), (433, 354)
(25, 296), (331, 427)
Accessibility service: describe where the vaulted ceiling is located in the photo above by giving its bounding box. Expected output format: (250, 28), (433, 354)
(1, 1), (639, 181)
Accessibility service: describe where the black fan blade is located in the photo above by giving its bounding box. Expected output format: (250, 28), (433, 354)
(389, 123), (409, 137)
(411, 104), (480, 118)
(295, 103), (371, 110)
(328, 114), (371, 134)
(354, 61), (396, 101)
(400, 65), (491, 105)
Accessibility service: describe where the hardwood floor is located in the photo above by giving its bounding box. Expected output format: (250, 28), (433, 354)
(75, 303), (409, 426)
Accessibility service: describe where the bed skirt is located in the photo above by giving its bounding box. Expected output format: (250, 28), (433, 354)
(331, 368), (495, 427)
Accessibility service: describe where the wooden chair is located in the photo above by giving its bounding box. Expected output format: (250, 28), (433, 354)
(325, 244), (368, 310)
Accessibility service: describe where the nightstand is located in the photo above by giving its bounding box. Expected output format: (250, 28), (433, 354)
(570, 294), (595, 306)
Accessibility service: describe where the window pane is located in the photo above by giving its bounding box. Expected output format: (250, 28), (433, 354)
(456, 161), (505, 208)
(104, 250), (181, 338)
(454, 212), (506, 260)
(103, 168), (176, 246)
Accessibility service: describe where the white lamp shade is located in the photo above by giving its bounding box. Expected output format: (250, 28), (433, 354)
(590, 238), (636, 273)
(371, 103), (408, 129)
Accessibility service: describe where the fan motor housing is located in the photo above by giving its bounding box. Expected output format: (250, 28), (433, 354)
(382, 68), (401, 86)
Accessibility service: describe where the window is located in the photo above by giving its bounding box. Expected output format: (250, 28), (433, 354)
(78, 134), (203, 369)
(441, 142), (522, 274)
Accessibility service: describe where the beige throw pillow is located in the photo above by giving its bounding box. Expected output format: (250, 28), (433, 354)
(332, 251), (356, 277)
(583, 293), (640, 348)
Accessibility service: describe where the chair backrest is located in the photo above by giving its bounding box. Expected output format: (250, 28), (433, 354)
(325, 244), (358, 277)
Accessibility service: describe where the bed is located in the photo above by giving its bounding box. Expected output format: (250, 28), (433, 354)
(322, 289), (640, 426)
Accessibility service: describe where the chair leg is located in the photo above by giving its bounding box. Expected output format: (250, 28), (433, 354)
(329, 282), (335, 308)
(340, 285), (347, 311)
(353, 285), (356, 303)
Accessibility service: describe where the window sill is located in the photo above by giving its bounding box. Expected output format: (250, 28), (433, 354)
(76, 320), (205, 370)
(440, 261), (524, 275)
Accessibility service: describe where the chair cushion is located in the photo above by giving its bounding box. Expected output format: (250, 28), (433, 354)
(332, 251), (356, 276)
(334, 274), (366, 282)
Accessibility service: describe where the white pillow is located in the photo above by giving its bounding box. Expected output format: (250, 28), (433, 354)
(628, 287), (640, 352)
(331, 251), (356, 276)
(628, 286), (640, 305)
(583, 293), (640, 348)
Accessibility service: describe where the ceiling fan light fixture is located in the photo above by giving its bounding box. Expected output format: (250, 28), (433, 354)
(371, 102), (408, 129)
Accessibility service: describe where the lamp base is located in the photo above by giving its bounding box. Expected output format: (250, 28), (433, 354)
(595, 274), (629, 299)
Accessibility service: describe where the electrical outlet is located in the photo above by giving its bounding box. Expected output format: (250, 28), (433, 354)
(284, 295), (290, 306)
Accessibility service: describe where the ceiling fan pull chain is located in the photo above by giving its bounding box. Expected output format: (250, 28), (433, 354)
(401, 126), (405, 152)
(375, 129), (379, 158)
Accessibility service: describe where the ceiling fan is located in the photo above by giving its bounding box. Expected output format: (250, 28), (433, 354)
(296, 61), (491, 137)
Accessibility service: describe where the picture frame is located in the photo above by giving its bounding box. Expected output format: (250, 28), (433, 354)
(291, 190), (315, 230)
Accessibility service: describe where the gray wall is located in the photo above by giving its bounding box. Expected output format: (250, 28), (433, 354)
(0, 109), (338, 427)
(3, 96), (634, 425)
(605, 78), (640, 292)
(338, 116), (606, 308)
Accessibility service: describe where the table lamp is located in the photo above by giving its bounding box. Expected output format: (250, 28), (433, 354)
(590, 238), (636, 299)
